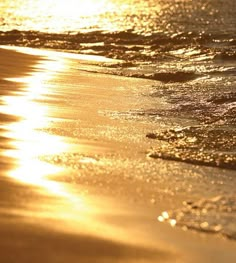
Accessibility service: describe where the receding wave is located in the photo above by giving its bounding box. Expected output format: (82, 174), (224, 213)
(147, 126), (236, 170)
(133, 72), (201, 83)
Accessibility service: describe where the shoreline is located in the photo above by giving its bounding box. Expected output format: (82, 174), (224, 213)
(0, 46), (236, 262)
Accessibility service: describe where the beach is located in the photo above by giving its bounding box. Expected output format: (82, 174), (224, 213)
(0, 46), (236, 262)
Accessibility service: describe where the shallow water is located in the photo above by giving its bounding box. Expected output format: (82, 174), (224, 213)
(0, 0), (236, 241)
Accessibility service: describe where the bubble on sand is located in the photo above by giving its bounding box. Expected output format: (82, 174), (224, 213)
(158, 195), (236, 240)
(41, 153), (100, 169)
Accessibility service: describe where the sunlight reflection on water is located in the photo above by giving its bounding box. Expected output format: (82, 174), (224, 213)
(0, 0), (161, 33)
(1, 0), (116, 32)
(0, 49), (98, 236)
(1, 51), (69, 195)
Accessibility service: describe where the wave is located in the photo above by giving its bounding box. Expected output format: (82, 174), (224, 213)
(1, 30), (236, 64)
(214, 51), (236, 61)
(133, 72), (201, 83)
(147, 125), (236, 170)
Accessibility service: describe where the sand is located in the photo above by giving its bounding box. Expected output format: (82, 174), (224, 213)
(0, 46), (236, 263)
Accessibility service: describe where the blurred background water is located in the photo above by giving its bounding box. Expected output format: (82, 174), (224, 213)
(0, 0), (235, 63)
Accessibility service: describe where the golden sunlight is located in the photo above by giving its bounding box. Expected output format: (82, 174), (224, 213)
(0, 49), (95, 232)
(12, 0), (113, 17)
(52, 0), (114, 17)
(11, 0), (116, 32)
(0, 47), (128, 241)
(1, 53), (67, 191)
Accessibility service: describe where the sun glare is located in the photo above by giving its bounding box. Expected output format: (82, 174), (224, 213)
(0, 47), (130, 241)
(1, 52), (66, 187)
(52, 0), (113, 17)
(0, 49), (96, 232)
(7, 0), (116, 32)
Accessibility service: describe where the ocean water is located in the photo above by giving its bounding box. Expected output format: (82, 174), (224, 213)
(1, 0), (234, 169)
(0, 0), (236, 239)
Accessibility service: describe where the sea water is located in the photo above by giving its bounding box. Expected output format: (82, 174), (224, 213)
(0, 0), (236, 239)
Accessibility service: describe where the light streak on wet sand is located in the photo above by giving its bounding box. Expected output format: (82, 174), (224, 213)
(0, 46), (130, 239)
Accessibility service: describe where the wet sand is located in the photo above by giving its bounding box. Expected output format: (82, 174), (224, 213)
(0, 46), (236, 263)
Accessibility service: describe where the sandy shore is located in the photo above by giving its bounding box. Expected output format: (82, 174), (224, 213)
(0, 46), (236, 262)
